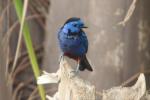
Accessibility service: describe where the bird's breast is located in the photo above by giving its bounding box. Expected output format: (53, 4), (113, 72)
(58, 31), (88, 57)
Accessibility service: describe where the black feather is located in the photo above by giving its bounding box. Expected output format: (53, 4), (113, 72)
(79, 55), (93, 71)
(64, 17), (80, 25)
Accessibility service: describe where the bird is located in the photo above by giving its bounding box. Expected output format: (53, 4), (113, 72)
(57, 17), (93, 72)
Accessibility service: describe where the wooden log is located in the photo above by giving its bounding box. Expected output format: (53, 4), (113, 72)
(37, 58), (146, 100)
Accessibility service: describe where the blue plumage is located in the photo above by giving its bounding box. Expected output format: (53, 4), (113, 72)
(58, 17), (93, 71)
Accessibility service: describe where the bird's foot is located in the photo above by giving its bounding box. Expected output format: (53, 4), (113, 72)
(69, 70), (77, 78)
(59, 53), (64, 64)
(69, 65), (79, 78)
(75, 64), (80, 74)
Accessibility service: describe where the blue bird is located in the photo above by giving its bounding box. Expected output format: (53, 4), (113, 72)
(58, 17), (93, 72)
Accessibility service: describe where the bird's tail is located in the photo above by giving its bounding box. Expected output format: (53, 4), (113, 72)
(79, 55), (93, 71)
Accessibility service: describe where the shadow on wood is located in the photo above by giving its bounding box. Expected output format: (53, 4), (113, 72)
(37, 58), (146, 100)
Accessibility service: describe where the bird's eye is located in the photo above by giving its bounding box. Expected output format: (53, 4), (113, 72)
(73, 24), (77, 27)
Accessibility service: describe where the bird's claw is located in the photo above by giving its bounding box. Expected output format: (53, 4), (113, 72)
(69, 65), (79, 78)
(59, 53), (64, 64)
(69, 70), (78, 78)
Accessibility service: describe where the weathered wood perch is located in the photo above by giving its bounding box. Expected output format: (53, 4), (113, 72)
(37, 58), (146, 100)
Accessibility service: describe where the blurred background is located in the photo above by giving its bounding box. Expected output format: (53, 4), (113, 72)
(0, 0), (150, 99)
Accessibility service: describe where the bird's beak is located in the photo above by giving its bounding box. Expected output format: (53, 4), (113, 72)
(82, 26), (88, 28)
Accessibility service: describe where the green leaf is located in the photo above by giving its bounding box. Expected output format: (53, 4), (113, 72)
(13, 0), (46, 100)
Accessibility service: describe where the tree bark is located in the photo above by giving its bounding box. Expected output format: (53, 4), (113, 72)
(38, 58), (146, 100)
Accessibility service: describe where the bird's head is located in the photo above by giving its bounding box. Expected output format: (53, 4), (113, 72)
(62, 17), (87, 33)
